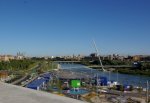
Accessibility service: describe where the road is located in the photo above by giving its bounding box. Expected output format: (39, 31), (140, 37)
(11, 64), (40, 85)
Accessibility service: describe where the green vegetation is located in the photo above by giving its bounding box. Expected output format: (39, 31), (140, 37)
(116, 68), (150, 76)
(37, 61), (58, 74)
(0, 59), (39, 83)
(95, 59), (131, 65)
(141, 62), (150, 70)
(0, 59), (58, 73)
(0, 59), (36, 74)
(114, 62), (150, 76)
(0, 59), (58, 84)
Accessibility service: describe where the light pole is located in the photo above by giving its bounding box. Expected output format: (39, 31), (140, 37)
(109, 71), (111, 82)
(147, 80), (149, 103)
(117, 70), (118, 83)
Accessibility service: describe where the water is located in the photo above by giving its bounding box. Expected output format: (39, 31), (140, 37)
(63, 89), (89, 95)
(60, 63), (150, 88)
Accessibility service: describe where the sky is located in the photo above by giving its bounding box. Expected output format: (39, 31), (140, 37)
(0, 0), (150, 56)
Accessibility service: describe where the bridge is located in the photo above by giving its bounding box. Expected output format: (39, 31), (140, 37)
(54, 61), (81, 63)
(88, 65), (133, 68)
(59, 65), (133, 70)
(53, 61), (133, 68)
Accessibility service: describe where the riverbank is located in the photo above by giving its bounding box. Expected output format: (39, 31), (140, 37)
(116, 69), (150, 77)
(79, 60), (150, 77)
(91, 67), (150, 77)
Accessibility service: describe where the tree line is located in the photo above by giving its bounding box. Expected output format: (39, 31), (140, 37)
(0, 59), (35, 71)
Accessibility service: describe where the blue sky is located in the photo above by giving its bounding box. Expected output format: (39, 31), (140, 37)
(0, 0), (150, 56)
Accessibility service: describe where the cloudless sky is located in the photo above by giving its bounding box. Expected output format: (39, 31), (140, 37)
(0, 0), (150, 56)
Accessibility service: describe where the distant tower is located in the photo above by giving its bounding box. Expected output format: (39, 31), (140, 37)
(16, 52), (24, 60)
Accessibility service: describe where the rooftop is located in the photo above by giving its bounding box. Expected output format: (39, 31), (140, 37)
(0, 82), (86, 103)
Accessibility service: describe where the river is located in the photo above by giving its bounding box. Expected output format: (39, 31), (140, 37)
(60, 63), (150, 88)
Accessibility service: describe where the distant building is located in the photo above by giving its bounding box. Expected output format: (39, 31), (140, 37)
(133, 55), (141, 61)
(0, 70), (9, 81)
(51, 56), (54, 59)
(90, 53), (97, 58)
(108, 55), (113, 60)
(0, 55), (15, 62)
(142, 56), (150, 61)
(132, 55), (150, 62)
(124, 55), (133, 61)
(16, 52), (25, 60)
(101, 54), (125, 61)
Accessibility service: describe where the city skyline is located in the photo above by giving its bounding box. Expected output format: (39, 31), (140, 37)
(0, 0), (150, 56)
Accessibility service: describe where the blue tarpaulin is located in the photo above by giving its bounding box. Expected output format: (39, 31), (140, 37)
(27, 73), (51, 90)
(41, 73), (51, 80)
(26, 78), (46, 90)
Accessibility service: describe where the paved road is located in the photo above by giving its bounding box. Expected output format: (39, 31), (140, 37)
(11, 65), (40, 85)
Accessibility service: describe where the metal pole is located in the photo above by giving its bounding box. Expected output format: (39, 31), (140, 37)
(96, 73), (99, 103)
(117, 70), (118, 83)
(52, 62), (53, 69)
(109, 71), (111, 81)
(96, 74), (98, 93)
(147, 80), (149, 103)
